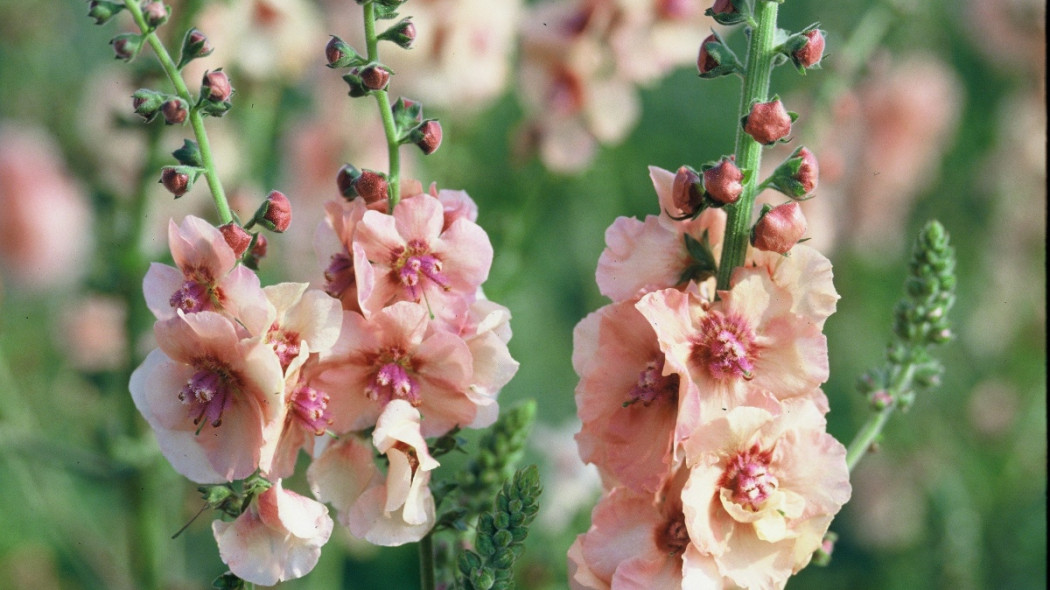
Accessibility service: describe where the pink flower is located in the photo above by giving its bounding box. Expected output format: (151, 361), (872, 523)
(144, 216), (271, 336)
(129, 311), (285, 482)
(312, 301), (475, 437)
(58, 294), (127, 372)
(315, 198), (370, 312)
(635, 271), (829, 418)
(450, 299), (520, 429)
(573, 301), (683, 494)
(212, 480), (333, 586)
(263, 282), (342, 373)
(681, 399), (851, 588)
(352, 192), (493, 321)
(745, 244), (839, 329)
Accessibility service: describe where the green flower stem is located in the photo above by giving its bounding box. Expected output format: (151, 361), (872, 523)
(716, 0), (780, 291)
(844, 363), (915, 471)
(363, 0), (402, 212)
(123, 0), (233, 225)
(419, 533), (436, 590)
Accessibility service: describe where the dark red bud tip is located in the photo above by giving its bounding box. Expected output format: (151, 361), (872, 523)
(110, 34), (142, 61)
(697, 34), (719, 75)
(202, 70), (233, 102)
(415, 120), (443, 155)
(743, 99), (792, 145)
(671, 166), (704, 215)
(188, 29), (212, 54)
(703, 157), (743, 205)
(353, 170), (389, 204)
(794, 30), (825, 69)
(161, 99), (188, 125)
(325, 36), (361, 68)
(160, 167), (190, 197)
(142, 1), (169, 28)
(251, 234), (268, 260)
(796, 147), (819, 195)
(361, 65), (391, 91)
(711, 0), (737, 14)
(219, 223), (253, 257)
(751, 202), (807, 254)
(336, 163), (361, 198)
(261, 190), (292, 232)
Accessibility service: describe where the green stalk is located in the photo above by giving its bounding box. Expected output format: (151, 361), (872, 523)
(419, 533), (436, 590)
(844, 364), (914, 471)
(716, 0), (780, 291)
(123, 0), (233, 224)
(363, 1), (402, 212)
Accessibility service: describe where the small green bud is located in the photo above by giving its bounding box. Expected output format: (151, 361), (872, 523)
(177, 28), (213, 69)
(110, 33), (143, 62)
(87, 1), (124, 25)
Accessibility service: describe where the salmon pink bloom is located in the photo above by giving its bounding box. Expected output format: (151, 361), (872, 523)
(212, 480), (333, 586)
(129, 311), (285, 482)
(313, 301), (474, 437)
(448, 299), (520, 429)
(681, 399), (851, 588)
(352, 193), (493, 321)
(315, 198), (369, 312)
(263, 282), (342, 373)
(745, 244), (839, 329)
(144, 215), (271, 336)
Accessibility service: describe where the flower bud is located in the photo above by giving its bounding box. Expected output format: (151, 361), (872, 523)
(245, 234), (269, 270)
(769, 146), (819, 199)
(696, 32), (742, 79)
(160, 166), (192, 198)
(793, 30), (825, 70)
(697, 34), (719, 74)
(87, 1), (124, 25)
(325, 36), (363, 68)
(702, 156), (743, 205)
(201, 70), (233, 102)
(161, 98), (188, 125)
(342, 72), (369, 98)
(742, 98), (794, 145)
(142, 1), (169, 29)
(377, 18), (416, 49)
(411, 120), (443, 155)
(352, 170), (389, 204)
(255, 190), (292, 232)
(132, 88), (165, 122)
(218, 223), (253, 257)
(671, 166), (704, 216)
(110, 33), (143, 62)
(172, 139), (203, 167)
(336, 163), (362, 198)
(706, 0), (746, 25)
(177, 28), (213, 69)
(751, 202), (807, 254)
(360, 65), (391, 91)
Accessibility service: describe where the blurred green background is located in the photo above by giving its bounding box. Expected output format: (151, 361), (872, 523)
(0, 0), (1044, 588)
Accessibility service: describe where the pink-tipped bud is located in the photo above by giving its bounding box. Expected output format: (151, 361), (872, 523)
(697, 34), (720, 75)
(743, 99), (793, 145)
(711, 0), (736, 15)
(795, 147), (819, 195)
(110, 33), (142, 61)
(703, 156), (743, 205)
(413, 120), (443, 155)
(132, 88), (165, 122)
(671, 166), (704, 215)
(142, 1), (169, 28)
(161, 98), (188, 125)
(336, 163), (361, 198)
(360, 65), (391, 91)
(201, 70), (233, 102)
(353, 170), (389, 204)
(177, 28), (213, 68)
(769, 146), (819, 199)
(751, 202), (807, 254)
(219, 223), (253, 257)
(325, 36), (361, 68)
(160, 166), (190, 198)
(244, 233), (269, 269)
(258, 190), (292, 232)
(794, 30), (825, 69)
(378, 18), (416, 49)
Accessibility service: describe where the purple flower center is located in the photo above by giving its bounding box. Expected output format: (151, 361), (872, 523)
(169, 280), (213, 313)
(365, 347), (421, 406)
(178, 367), (234, 429)
(627, 356), (679, 407)
(324, 252), (355, 299)
(392, 239), (450, 300)
(655, 510), (690, 556)
(268, 326), (301, 370)
(691, 311), (756, 380)
(290, 385), (332, 436)
(720, 444), (778, 511)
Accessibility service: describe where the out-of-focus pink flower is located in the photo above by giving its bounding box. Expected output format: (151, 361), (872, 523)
(574, 301), (683, 494)
(58, 294), (127, 372)
(129, 311), (285, 482)
(212, 480), (333, 586)
(0, 123), (92, 290)
(312, 301), (475, 437)
(144, 216), (272, 336)
(681, 399), (851, 588)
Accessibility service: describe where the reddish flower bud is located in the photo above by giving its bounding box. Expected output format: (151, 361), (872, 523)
(245, 233), (269, 269)
(671, 166), (704, 216)
(711, 0), (736, 15)
(378, 18), (416, 49)
(769, 146), (819, 199)
(703, 156), (743, 205)
(336, 163), (361, 198)
(160, 166), (190, 198)
(201, 70), (233, 102)
(751, 202), (807, 254)
(413, 120), (443, 155)
(352, 170), (389, 204)
(743, 98), (793, 145)
(325, 36), (362, 68)
(218, 223), (253, 257)
(177, 28), (213, 68)
(794, 147), (819, 195)
(161, 98), (188, 125)
(132, 88), (165, 122)
(88, 1), (124, 25)
(794, 30), (825, 69)
(360, 65), (391, 91)
(697, 34), (720, 75)
(257, 190), (292, 232)
(142, 1), (169, 28)
(110, 33), (142, 61)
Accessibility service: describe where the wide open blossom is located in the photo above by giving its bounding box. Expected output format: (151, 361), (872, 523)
(144, 215), (271, 336)
(212, 480), (334, 586)
(308, 400), (439, 546)
(596, 166), (726, 303)
(574, 301), (684, 494)
(129, 311), (285, 482)
(312, 301), (475, 437)
(744, 245), (839, 330)
(681, 399), (851, 589)
(263, 282), (343, 373)
(636, 270), (829, 419)
(352, 192), (493, 323)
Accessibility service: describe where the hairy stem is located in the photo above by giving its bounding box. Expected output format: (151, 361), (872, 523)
(363, 0), (402, 212)
(716, 0), (780, 290)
